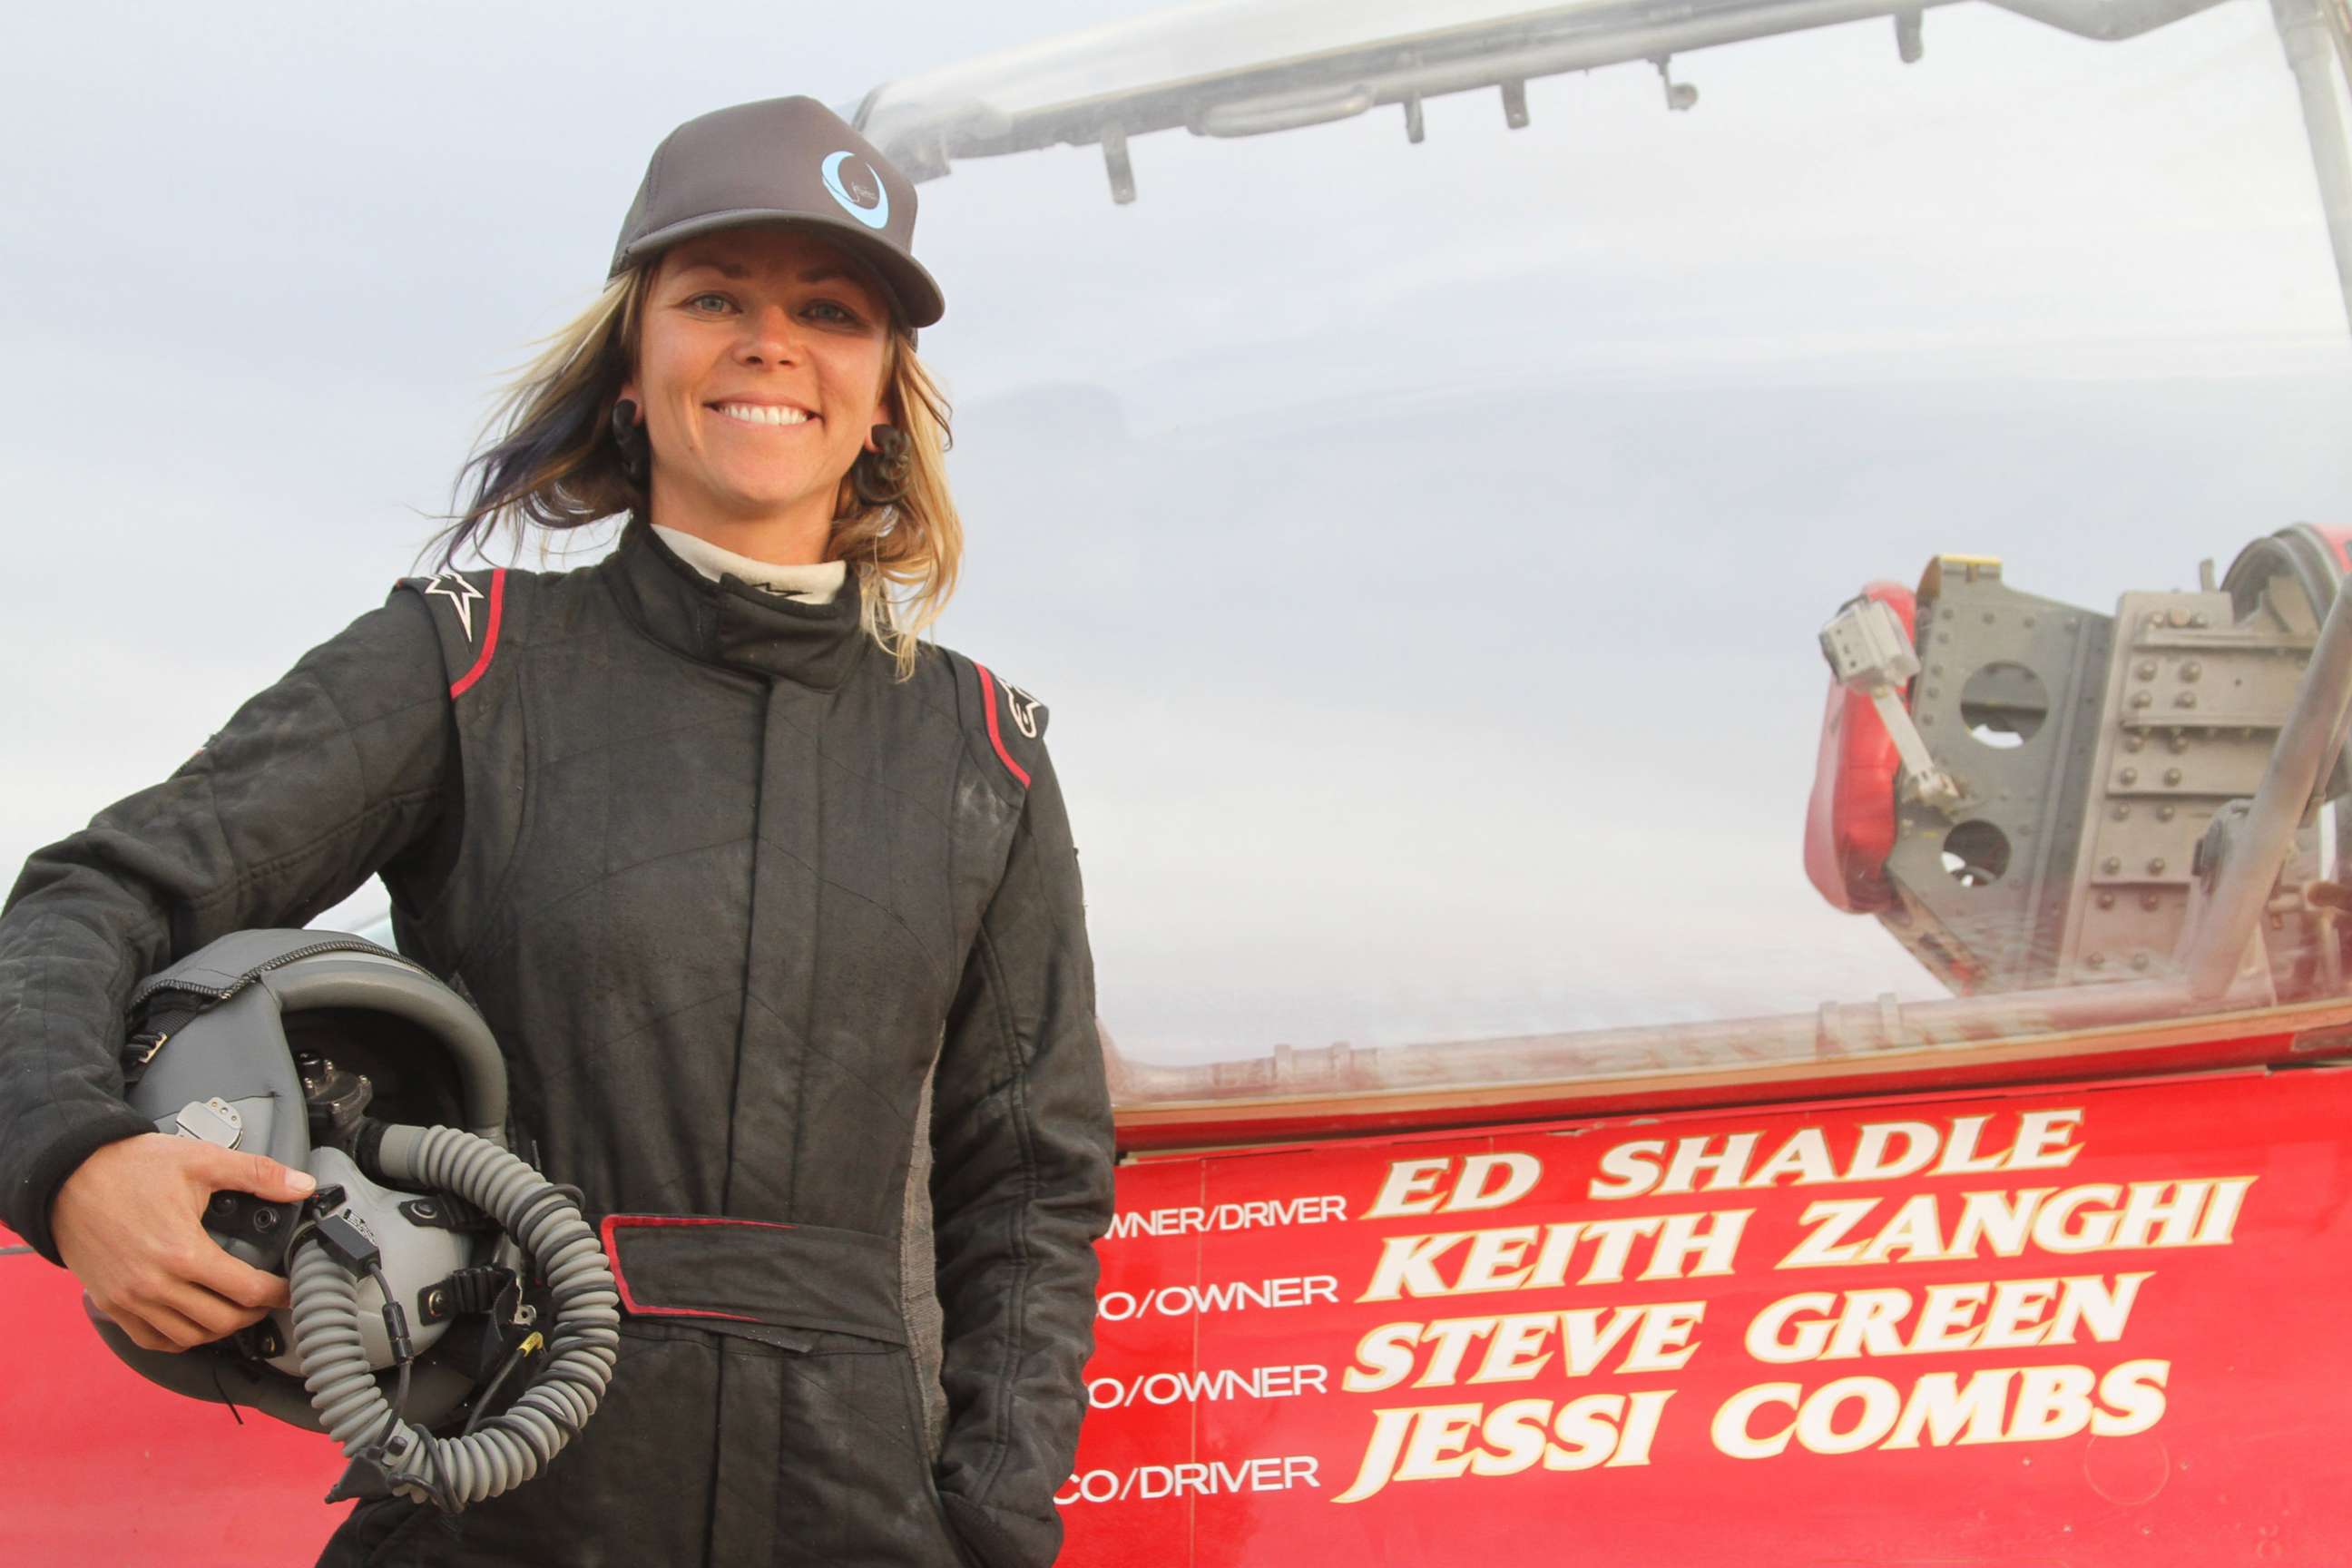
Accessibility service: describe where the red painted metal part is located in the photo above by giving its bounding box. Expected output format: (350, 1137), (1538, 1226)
(1802, 581), (1917, 915)
(0, 1222), (348, 1564)
(2308, 524), (2352, 573)
(1066, 1065), (2352, 1565)
(8, 1056), (2351, 1563)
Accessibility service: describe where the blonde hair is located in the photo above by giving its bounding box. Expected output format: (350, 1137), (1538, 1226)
(438, 259), (962, 678)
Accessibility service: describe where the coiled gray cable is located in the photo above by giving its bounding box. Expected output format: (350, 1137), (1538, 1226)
(288, 1124), (620, 1509)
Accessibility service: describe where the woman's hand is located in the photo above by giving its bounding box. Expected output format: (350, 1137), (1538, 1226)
(52, 1132), (315, 1353)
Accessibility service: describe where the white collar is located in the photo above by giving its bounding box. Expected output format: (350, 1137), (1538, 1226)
(652, 525), (848, 605)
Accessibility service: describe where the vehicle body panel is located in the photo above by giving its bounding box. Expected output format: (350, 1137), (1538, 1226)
(1067, 1063), (2352, 1565)
(9, 1044), (2349, 1563)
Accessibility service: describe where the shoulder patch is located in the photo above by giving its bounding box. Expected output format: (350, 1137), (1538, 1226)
(970, 661), (1048, 789)
(399, 568), (507, 698)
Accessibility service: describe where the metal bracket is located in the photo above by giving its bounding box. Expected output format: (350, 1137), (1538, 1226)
(1653, 56), (1699, 112)
(417, 1265), (519, 1327)
(1896, 9), (1926, 62)
(1820, 595), (1968, 812)
(1102, 122), (1136, 205)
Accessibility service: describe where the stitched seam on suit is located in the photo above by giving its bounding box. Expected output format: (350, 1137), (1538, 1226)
(742, 989), (916, 1126)
(527, 985), (740, 1081)
(183, 786), (443, 916)
(750, 835), (948, 985)
(778, 1350), (930, 1458)
(763, 697), (961, 834)
(580, 586), (994, 827)
(26, 899), (164, 956)
(595, 567), (800, 692)
(179, 666), (446, 914)
(449, 653), (536, 982)
(967, 916), (1041, 1499)
(946, 652), (1029, 815)
(459, 830), (944, 988)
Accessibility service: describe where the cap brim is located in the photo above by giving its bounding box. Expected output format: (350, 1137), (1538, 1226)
(614, 209), (945, 328)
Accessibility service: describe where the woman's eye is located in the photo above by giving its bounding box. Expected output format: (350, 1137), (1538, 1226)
(805, 300), (859, 326)
(687, 292), (733, 314)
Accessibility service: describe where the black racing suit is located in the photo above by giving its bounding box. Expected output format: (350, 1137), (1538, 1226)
(0, 520), (1115, 1567)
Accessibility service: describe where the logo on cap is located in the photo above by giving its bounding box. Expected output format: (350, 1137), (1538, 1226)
(820, 152), (891, 230)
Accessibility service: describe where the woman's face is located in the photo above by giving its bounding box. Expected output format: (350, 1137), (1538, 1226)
(621, 224), (894, 546)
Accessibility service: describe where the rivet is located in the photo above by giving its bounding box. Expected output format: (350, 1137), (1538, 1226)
(2174, 691), (2197, 709)
(2164, 768), (2182, 786)
(2190, 612), (2210, 628)
(1930, 664), (1943, 676)
(2158, 805), (2176, 822)
(2102, 857), (2122, 874)
(2141, 893), (2161, 911)
(2112, 805), (2131, 821)
(2171, 734), (2191, 753)
(1983, 612), (1996, 625)
(2135, 661), (2158, 681)
(2120, 768), (2138, 785)
(2024, 616), (2037, 628)
(2132, 953), (2151, 971)
(2181, 661), (2202, 682)
(2131, 691), (2153, 709)
(2087, 953), (2108, 968)
(2124, 734), (2146, 752)
(2097, 893), (2116, 909)
(1926, 687), (1940, 700)
(2148, 858), (2167, 875)
(1921, 714), (1935, 726)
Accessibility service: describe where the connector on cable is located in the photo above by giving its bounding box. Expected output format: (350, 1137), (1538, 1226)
(310, 1212), (383, 1277)
(369, 1263), (416, 1367)
(304, 1214), (416, 1377)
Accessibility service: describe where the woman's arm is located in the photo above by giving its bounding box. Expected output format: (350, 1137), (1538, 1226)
(0, 592), (457, 1269)
(928, 732), (1116, 1568)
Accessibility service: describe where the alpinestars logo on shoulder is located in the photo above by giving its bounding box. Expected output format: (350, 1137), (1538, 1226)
(426, 572), (485, 642)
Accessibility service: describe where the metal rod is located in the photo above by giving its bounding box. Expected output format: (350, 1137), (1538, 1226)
(2184, 573), (2352, 995)
(2272, 0), (2352, 331)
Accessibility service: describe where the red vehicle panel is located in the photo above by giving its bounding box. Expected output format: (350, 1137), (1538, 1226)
(7, 1060), (2348, 1563)
(1065, 1065), (2352, 1566)
(0, 1220), (341, 1563)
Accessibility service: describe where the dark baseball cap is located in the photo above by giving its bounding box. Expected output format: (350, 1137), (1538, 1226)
(610, 95), (945, 328)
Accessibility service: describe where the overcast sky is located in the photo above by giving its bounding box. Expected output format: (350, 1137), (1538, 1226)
(6, 0), (2351, 1069)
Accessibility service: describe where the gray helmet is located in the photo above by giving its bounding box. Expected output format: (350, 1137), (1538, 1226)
(93, 930), (620, 1513)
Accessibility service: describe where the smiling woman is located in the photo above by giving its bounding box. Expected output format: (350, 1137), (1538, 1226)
(434, 106), (964, 674)
(623, 231), (900, 560)
(0, 92), (1112, 1568)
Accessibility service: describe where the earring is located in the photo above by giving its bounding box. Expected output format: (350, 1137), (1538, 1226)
(849, 424), (911, 508)
(610, 399), (650, 486)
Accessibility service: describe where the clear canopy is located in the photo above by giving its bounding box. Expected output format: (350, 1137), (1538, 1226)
(836, 0), (2352, 1112)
